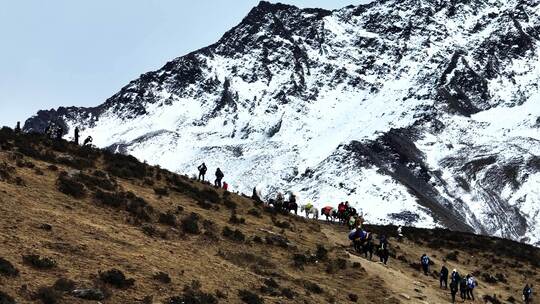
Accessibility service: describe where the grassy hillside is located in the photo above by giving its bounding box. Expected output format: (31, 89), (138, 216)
(0, 128), (538, 304)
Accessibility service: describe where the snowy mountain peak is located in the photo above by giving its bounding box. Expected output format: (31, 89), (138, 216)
(24, 0), (540, 245)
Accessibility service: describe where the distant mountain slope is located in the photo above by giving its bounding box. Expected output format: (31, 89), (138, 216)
(24, 0), (540, 244)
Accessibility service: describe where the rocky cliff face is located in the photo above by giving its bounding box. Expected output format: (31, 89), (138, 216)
(24, 0), (540, 244)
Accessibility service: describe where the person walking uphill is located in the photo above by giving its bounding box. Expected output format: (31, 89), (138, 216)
(466, 274), (476, 300)
(421, 254), (430, 275)
(214, 168), (224, 188)
(523, 284), (533, 303)
(440, 265), (449, 289)
(197, 163), (207, 181)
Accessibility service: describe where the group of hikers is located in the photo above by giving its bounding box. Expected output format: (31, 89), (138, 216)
(197, 162), (227, 190)
(37, 122), (93, 146)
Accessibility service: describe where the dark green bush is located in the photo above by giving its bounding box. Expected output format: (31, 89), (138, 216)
(0, 257), (19, 277)
(181, 213), (200, 234)
(57, 173), (86, 198)
(23, 254), (57, 269)
(99, 269), (135, 288)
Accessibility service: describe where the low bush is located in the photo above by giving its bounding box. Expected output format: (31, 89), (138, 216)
(76, 172), (117, 191)
(99, 269), (135, 288)
(181, 213), (200, 234)
(103, 152), (147, 180)
(229, 213), (245, 225)
(273, 220), (290, 229)
(349, 293), (359, 302)
(52, 278), (76, 292)
(0, 257), (19, 276)
(154, 187), (169, 196)
(238, 289), (264, 304)
(483, 294), (503, 304)
(23, 254), (57, 269)
(316, 245), (328, 261)
(281, 288), (295, 299)
(222, 226), (245, 242)
(247, 208), (261, 218)
(224, 198), (237, 210)
(445, 250), (459, 261)
(36, 286), (62, 304)
(56, 173), (86, 198)
(167, 281), (218, 304)
(303, 281), (323, 294)
(0, 291), (15, 304)
(159, 211), (177, 226)
(153, 271), (171, 284)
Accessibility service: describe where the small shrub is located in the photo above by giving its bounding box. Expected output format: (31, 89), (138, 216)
(247, 208), (261, 218)
(253, 236), (263, 244)
(293, 254), (307, 269)
(141, 224), (157, 237)
(281, 288), (295, 299)
(99, 269), (135, 288)
(167, 281), (218, 304)
(103, 152), (147, 179)
(76, 172), (117, 191)
(352, 262), (362, 269)
(200, 189), (221, 204)
(36, 286), (62, 304)
(482, 273), (498, 284)
(159, 212), (177, 226)
(303, 281), (323, 294)
(316, 245), (328, 261)
(483, 294), (503, 304)
(154, 187), (169, 196)
(238, 289), (264, 304)
(224, 198), (237, 210)
(222, 226), (245, 242)
(153, 271), (171, 284)
(0, 291), (15, 304)
(0, 257), (19, 276)
(349, 293), (359, 302)
(273, 220), (290, 229)
(47, 165), (58, 171)
(23, 254), (57, 269)
(52, 278), (76, 292)
(181, 213), (200, 234)
(94, 190), (127, 208)
(229, 213), (245, 225)
(445, 250), (459, 261)
(56, 173), (86, 198)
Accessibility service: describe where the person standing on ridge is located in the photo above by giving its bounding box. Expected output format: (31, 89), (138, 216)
(214, 168), (224, 188)
(421, 254), (430, 275)
(440, 265), (449, 289)
(197, 162), (207, 181)
(74, 127), (80, 145)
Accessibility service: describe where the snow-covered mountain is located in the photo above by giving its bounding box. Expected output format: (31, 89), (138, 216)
(24, 0), (540, 244)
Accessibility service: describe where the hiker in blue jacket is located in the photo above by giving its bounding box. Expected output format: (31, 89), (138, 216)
(420, 254), (430, 275)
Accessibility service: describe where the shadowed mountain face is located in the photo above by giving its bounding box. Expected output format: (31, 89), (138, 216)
(24, 0), (540, 244)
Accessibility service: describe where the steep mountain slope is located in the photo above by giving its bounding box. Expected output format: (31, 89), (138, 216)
(24, 0), (540, 244)
(1, 129), (539, 304)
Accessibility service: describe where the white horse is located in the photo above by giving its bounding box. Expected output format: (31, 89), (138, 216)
(301, 204), (319, 220)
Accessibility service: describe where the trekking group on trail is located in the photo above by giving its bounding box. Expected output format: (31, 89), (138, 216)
(13, 123), (535, 304)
